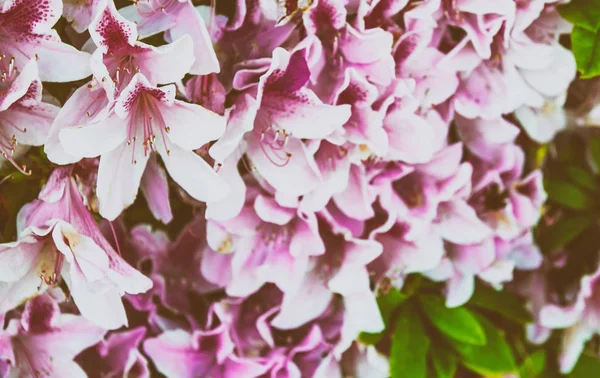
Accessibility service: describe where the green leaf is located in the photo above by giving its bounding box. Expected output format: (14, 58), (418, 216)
(539, 213), (597, 253)
(518, 350), (546, 378)
(448, 315), (517, 376)
(565, 165), (600, 192)
(545, 179), (599, 209)
(379, 287), (409, 325)
(571, 26), (600, 79)
(467, 283), (532, 324)
(419, 295), (486, 346)
(558, 0), (600, 31)
(359, 287), (409, 346)
(390, 303), (430, 378)
(571, 353), (600, 378)
(357, 331), (384, 346)
(429, 346), (458, 378)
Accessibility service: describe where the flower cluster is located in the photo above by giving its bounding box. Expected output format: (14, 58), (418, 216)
(0, 0), (580, 376)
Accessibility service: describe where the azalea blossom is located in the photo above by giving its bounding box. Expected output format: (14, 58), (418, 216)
(0, 0), (91, 82)
(0, 294), (106, 377)
(59, 73), (228, 220)
(0, 58), (58, 174)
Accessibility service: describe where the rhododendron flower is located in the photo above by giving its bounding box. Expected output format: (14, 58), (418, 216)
(5, 167), (152, 328)
(89, 2), (195, 99)
(272, 230), (384, 356)
(119, 0), (219, 75)
(128, 220), (219, 317)
(203, 192), (324, 296)
(92, 327), (150, 377)
(0, 0), (91, 82)
(59, 73), (228, 220)
(0, 58), (58, 174)
(62, 0), (105, 33)
(0, 295), (105, 377)
(144, 323), (265, 378)
(0, 219), (144, 329)
(211, 48), (351, 197)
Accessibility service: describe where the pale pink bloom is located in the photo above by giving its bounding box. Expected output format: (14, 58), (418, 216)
(271, 232), (384, 356)
(93, 327), (150, 377)
(1, 295), (106, 377)
(119, 0), (219, 75)
(302, 1), (395, 103)
(62, 0), (106, 33)
(0, 0), (91, 82)
(202, 192), (324, 297)
(9, 167), (153, 329)
(0, 219), (145, 330)
(0, 58), (58, 174)
(128, 219), (220, 317)
(89, 1), (195, 99)
(441, 0), (516, 60)
(144, 326), (265, 378)
(393, 26), (460, 110)
(211, 48), (351, 197)
(59, 73), (228, 220)
(46, 0), (195, 166)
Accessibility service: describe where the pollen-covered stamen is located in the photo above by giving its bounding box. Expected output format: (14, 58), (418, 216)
(255, 124), (292, 167)
(125, 91), (171, 164)
(0, 55), (19, 88)
(38, 242), (65, 287)
(0, 123), (31, 175)
(104, 53), (140, 93)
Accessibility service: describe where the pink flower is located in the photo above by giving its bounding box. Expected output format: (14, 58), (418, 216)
(302, 2), (396, 103)
(1, 294), (106, 377)
(211, 48), (351, 197)
(0, 58), (58, 174)
(89, 1), (195, 99)
(144, 323), (265, 378)
(5, 167), (152, 329)
(0, 0), (91, 82)
(119, 0), (219, 75)
(46, 0), (196, 166)
(59, 73), (228, 220)
(90, 327), (150, 377)
(202, 192), (324, 296)
(62, 0), (105, 33)
(271, 228), (384, 356)
(128, 219), (220, 317)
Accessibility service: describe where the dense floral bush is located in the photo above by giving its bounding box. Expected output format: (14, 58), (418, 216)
(1, 0), (600, 377)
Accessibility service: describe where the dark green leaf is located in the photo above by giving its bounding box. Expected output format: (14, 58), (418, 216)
(565, 165), (600, 192)
(390, 303), (430, 378)
(558, 0), (600, 31)
(571, 26), (600, 79)
(468, 283), (532, 324)
(448, 315), (517, 376)
(539, 213), (597, 253)
(545, 179), (599, 209)
(429, 346), (458, 378)
(518, 350), (546, 378)
(571, 353), (600, 378)
(419, 295), (486, 346)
